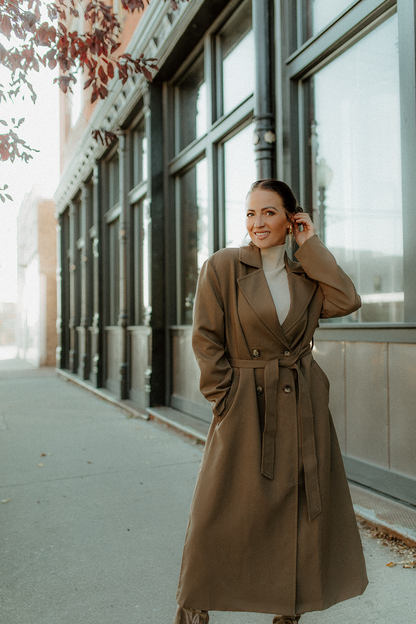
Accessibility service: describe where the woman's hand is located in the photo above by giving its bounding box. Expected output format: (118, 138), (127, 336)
(292, 212), (316, 246)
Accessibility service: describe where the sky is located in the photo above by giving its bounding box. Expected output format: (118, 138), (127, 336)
(0, 62), (60, 303)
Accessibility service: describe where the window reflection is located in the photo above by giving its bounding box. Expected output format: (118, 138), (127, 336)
(142, 199), (151, 324)
(312, 14), (403, 323)
(108, 219), (120, 325)
(108, 152), (119, 209)
(132, 122), (147, 187)
(219, 0), (254, 117)
(132, 200), (151, 326)
(308, 0), (354, 37)
(224, 123), (256, 248)
(180, 159), (209, 324)
(178, 54), (207, 152)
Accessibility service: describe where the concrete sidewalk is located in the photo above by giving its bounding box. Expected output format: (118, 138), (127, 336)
(1, 366), (415, 624)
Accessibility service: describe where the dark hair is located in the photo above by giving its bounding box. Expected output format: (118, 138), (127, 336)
(247, 179), (301, 217)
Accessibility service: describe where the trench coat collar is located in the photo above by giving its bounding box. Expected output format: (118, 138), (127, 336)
(237, 243), (317, 344)
(238, 242), (305, 274)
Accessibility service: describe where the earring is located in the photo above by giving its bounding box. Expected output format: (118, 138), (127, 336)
(288, 225), (293, 234)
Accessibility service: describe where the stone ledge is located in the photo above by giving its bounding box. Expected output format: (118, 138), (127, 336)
(147, 406), (208, 443)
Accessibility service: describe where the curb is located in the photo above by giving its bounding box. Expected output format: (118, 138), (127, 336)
(354, 506), (416, 548)
(56, 369), (149, 421)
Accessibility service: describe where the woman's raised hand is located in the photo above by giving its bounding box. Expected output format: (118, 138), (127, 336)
(292, 212), (316, 246)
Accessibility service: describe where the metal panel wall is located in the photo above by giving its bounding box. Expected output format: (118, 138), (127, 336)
(129, 327), (151, 407)
(105, 327), (122, 396)
(171, 327), (211, 422)
(388, 343), (416, 479)
(313, 340), (346, 452)
(315, 338), (416, 505)
(345, 342), (389, 468)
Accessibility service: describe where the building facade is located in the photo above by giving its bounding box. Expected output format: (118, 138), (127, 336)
(55, 0), (416, 507)
(17, 189), (57, 367)
(0, 302), (17, 347)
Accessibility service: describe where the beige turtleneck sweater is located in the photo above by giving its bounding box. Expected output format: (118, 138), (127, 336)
(260, 244), (291, 325)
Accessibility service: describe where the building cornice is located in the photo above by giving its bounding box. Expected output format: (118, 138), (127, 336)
(54, 0), (205, 212)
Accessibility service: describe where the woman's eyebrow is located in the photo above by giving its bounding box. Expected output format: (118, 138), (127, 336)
(246, 206), (277, 212)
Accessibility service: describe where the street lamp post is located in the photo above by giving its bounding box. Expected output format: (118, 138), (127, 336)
(316, 158), (333, 246)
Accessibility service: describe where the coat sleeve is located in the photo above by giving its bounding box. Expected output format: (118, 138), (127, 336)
(191, 258), (234, 418)
(294, 235), (361, 318)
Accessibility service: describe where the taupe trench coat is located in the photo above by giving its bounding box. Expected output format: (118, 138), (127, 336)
(176, 235), (368, 616)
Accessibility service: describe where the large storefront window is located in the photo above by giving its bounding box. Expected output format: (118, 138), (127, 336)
(108, 152), (120, 209)
(132, 121), (147, 187)
(107, 218), (120, 326)
(131, 200), (151, 326)
(179, 158), (209, 325)
(311, 14), (402, 323)
(170, 0), (255, 328)
(218, 0), (254, 117)
(224, 123), (256, 248)
(177, 53), (207, 152)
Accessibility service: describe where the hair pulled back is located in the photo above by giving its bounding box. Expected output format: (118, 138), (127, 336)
(248, 179), (300, 217)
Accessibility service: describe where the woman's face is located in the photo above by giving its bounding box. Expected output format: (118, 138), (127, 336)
(246, 189), (291, 249)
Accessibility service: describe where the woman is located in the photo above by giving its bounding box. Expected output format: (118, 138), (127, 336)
(173, 180), (368, 624)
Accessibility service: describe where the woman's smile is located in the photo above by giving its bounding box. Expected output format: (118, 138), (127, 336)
(254, 230), (271, 240)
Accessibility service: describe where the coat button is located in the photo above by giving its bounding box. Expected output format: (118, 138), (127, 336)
(284, 350), (291, 357)
(256, 386), (264, 395)
(252, 349), (260, 358)
(283, 385), (292, 394)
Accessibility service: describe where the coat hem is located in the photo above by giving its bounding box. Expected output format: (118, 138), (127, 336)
(178, 579), (369, 615)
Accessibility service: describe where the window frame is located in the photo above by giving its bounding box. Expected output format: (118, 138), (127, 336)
(126, 108), (149, 328)
(278, 0), (416, 325)
(167, 0), (255, 326)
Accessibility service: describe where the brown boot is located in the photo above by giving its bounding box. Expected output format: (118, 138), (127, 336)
(273, 616), (301, 624)
(173, 604), (209, 624)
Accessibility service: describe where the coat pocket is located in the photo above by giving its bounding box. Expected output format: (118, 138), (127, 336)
(215, 369), (240, 424)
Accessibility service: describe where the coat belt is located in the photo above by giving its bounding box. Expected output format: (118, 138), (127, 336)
(229, 346), (322, 522)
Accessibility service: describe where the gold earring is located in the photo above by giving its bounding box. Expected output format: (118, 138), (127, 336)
(288, 225), (293, 234)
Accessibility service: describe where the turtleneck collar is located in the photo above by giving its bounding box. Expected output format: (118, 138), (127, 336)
(260, 243), (286, 272)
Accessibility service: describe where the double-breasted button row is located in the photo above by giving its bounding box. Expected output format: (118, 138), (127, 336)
(252, 348), (292, 358)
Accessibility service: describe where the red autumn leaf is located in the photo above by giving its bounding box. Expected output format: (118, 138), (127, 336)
(141, 65), (153, 82)
(0, 15), (12, 40)
(98, 65), (108, 84)
(0, 146), (9, 161)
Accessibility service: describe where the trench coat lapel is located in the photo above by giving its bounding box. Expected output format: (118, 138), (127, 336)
(282, 256), (317, 333)
(238, 245), (289, 347)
